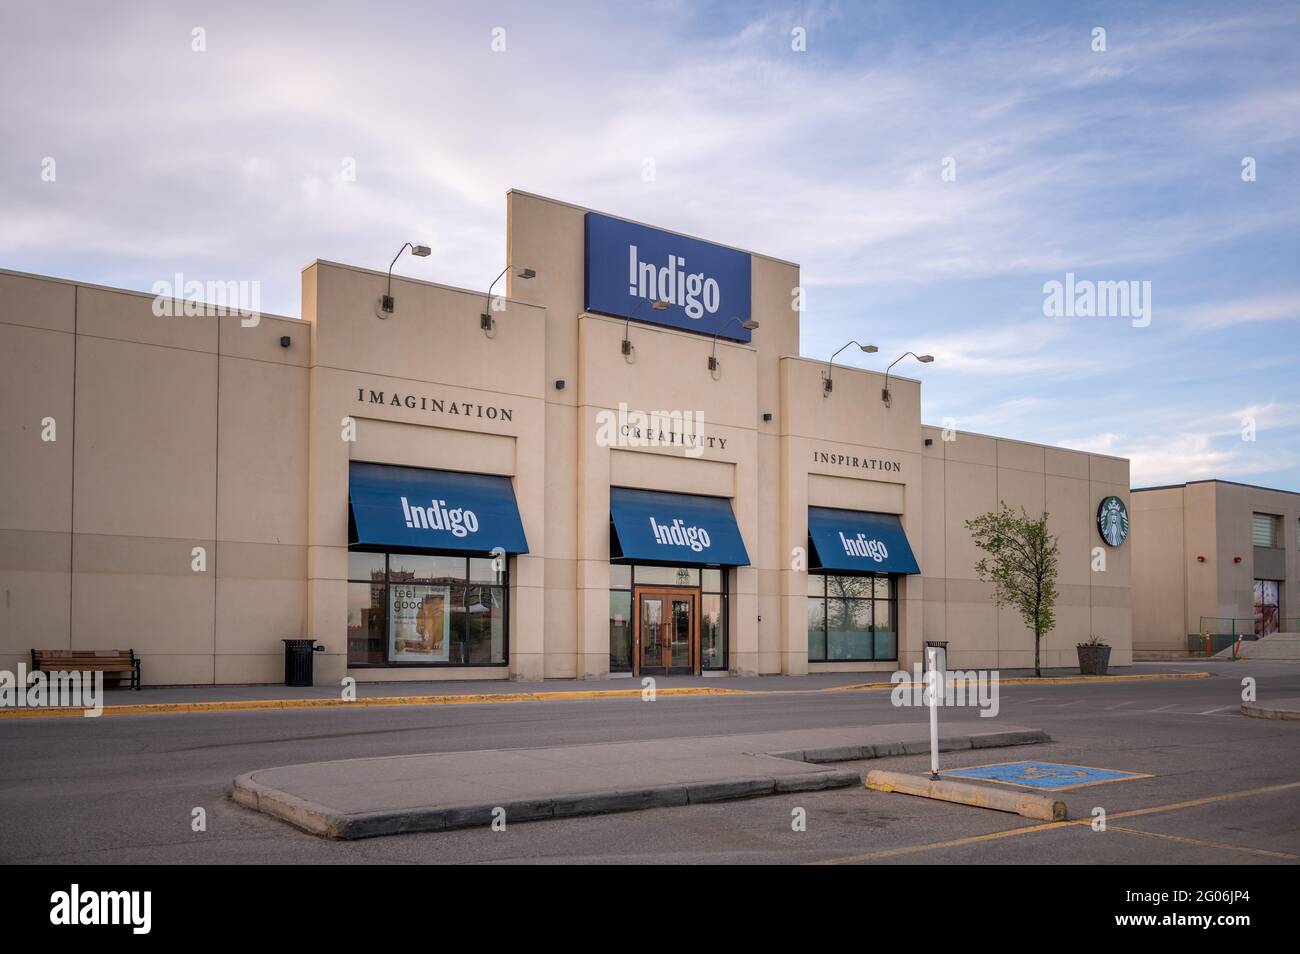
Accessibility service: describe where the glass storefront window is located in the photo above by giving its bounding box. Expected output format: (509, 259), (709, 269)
(702, 568), (722, 592)
(827, 574), (872, 600)
(348, 551), (386, 582)
(873, 598), (895, 658)
(347, 581), (385, 666)
(701, 593), (724, 670)
(469, 556), (505, 584)
(464, 583), (505, 664)
(347, 553), (508, 667)
(630, 565), (698, 586)
(388, 553), (465, 583)
(807, 597), (826, 661)
(828, 598), (872, 659)
(609, 591), (633, 671)
(1254, 579), (1281, 637)
(808, 572), (897, 662)
(609, 564), (632, 589)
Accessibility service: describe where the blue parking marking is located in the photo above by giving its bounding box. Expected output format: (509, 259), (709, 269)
(942, 761), (1148, 791)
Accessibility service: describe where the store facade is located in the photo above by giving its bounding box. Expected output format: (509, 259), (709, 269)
(0, 190), (1132, 685)
(1132, 479), (1299, 655)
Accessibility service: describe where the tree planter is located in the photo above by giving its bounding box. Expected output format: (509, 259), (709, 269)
(1077, 644), (1111, 675)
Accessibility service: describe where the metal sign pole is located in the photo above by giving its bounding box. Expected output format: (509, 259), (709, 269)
(926, 645), (940, 780)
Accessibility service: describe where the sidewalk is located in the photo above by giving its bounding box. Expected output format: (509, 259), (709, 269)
(0, 664), (1211, 718)
(233, 721), (1048, 839)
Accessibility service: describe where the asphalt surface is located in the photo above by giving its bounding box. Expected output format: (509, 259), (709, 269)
(1, 660), (1297, 864)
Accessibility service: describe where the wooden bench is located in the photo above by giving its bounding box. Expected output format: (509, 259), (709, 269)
(30, 649), (141, 690)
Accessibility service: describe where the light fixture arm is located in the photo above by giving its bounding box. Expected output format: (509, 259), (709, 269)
(620, 298), (668, 360)
(482, 264), (511, 326)
(710, 317), (742, 365)
(824, 340), (869, 395)
(623, 298), (649, 351)
(883, 351), (924, 408)
(386, 242), (415, 303)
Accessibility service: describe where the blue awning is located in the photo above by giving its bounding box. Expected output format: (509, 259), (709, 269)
(610, 487), (750, 566)
(349, 462), (529, 554)
(808, 507), (920, 574)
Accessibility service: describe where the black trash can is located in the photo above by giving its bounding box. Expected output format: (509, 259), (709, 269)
(283, 639), (322, 687)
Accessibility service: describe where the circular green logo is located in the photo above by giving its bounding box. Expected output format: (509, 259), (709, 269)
(1097, 496), (1128, 547)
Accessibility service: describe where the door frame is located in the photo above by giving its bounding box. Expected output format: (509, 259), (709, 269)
(632, 585), (699, 677)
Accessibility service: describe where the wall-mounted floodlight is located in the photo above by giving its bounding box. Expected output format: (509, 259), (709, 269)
(882, 351), (934, 407)
(379, 242), (431, 316)
(621, 299), (667, 360)
(708, 317), (760, 378)
(823, 340), (878, 395)
(481, 264), (537, 336)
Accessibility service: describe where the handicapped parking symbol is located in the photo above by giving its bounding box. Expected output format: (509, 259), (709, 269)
(1014, 765), (1091, 782)
(943, 760), (1149, 791)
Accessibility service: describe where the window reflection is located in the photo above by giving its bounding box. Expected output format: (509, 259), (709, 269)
(346, 554), (508, 667)
(808, 573), (897, 662)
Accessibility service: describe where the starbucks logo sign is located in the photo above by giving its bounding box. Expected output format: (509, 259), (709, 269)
(1097, 496), (1129, 547)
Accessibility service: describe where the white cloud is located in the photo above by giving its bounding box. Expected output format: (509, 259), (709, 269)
(1060, 399), (1300, 486)
(1175, 291), (1300, 330)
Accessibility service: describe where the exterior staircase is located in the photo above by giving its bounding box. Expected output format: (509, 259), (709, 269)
(1216, 632), (1300, 660)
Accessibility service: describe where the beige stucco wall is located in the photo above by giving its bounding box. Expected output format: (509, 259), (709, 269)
(1131, 486), (1187, 653)
(919, 427), (1132, 670)
(0, 268), (308, 685)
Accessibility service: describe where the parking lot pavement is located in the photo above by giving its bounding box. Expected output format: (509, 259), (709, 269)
(0, 661), (1296, 863)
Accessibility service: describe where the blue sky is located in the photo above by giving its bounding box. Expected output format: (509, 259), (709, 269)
(3, 0), (1297, 488)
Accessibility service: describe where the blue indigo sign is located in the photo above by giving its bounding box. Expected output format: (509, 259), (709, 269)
(584, 212), (753, 342)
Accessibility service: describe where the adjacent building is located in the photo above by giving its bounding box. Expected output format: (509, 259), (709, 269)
(0, 190), (1133, 685)
(1132, 480), (1300, 656)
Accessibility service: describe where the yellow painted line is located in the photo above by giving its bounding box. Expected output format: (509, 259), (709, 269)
(0, 670), (1211, 720)
(1107, 825), (1298, 861)
(0, 686), (750, 720)
(827, 672), (1210, 693)
(813, 779), (1300, 864)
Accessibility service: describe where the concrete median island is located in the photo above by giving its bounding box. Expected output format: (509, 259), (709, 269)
(232, 722), (1048, 839)
(1240, 696), (1300, 720)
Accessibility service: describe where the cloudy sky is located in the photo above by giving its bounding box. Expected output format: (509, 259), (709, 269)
(3, 0), (1298, 489)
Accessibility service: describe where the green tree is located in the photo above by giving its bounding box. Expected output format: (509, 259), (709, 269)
(965, 504), (1059, 677)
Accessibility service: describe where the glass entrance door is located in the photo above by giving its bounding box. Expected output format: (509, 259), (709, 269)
(634, 587), (698, 676)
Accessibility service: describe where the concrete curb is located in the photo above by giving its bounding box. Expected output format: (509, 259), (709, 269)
(1, 672), (1210, 720)
(769, 728), (1049, 763)
(0, 686), (748, 720)
(865, 769), (1068, 821)
(233, 768), (862, 840)
(1240, 702), (1300, 721)
(830, 671), (1211, 692)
